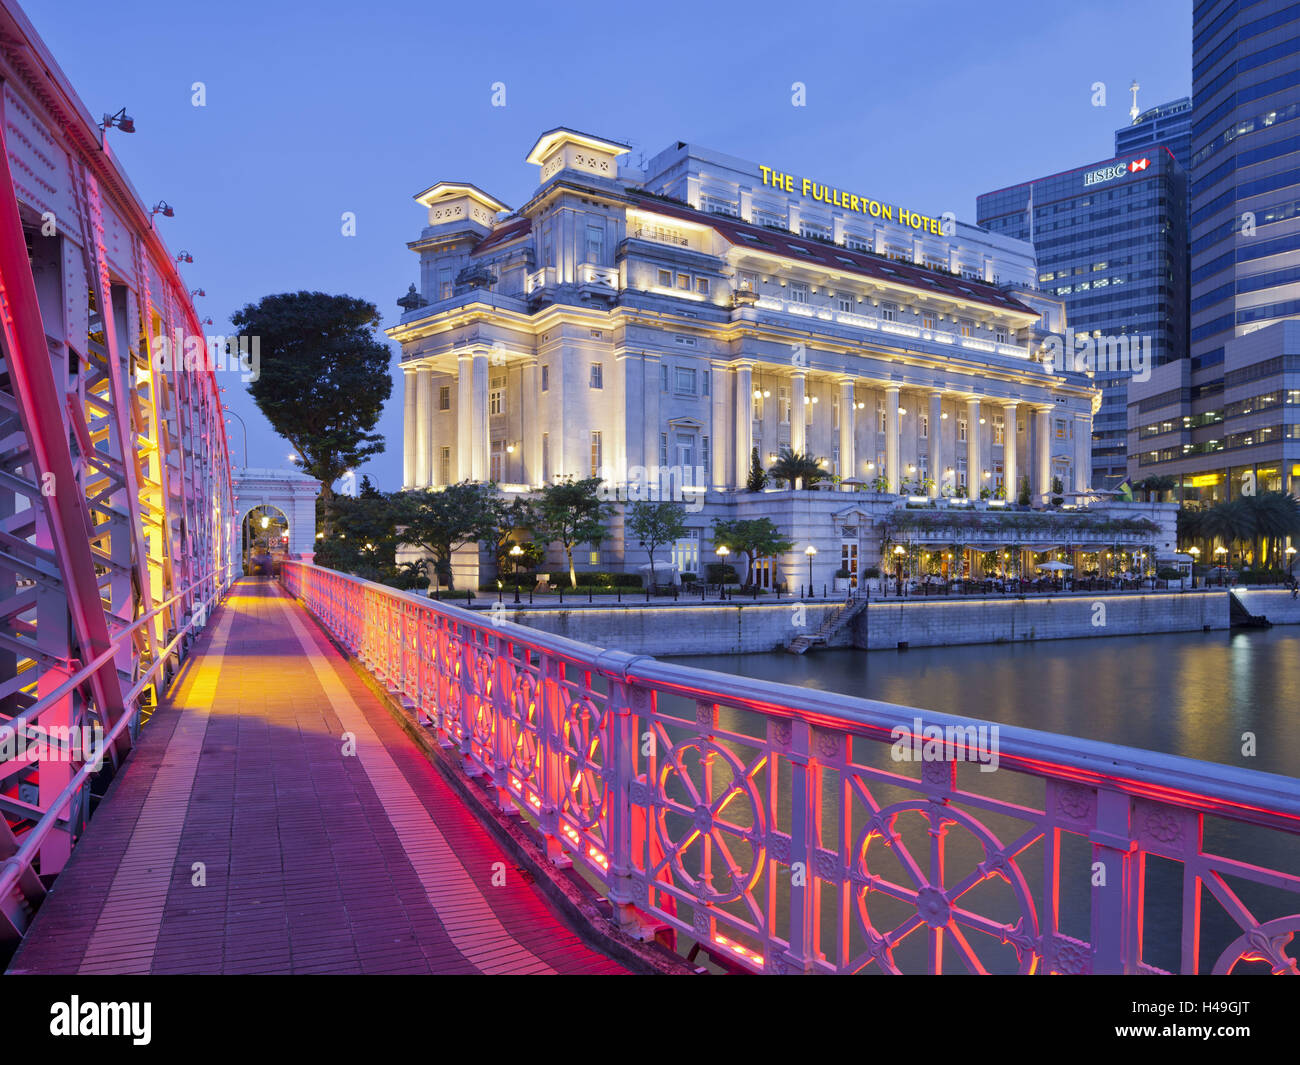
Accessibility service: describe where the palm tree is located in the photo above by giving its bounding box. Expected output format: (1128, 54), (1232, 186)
(768, 447), (829, 490)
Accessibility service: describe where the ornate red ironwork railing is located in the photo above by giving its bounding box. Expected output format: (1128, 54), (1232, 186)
(282, 561), (1300, 975)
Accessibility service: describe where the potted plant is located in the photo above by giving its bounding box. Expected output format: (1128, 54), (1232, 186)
(956, 484), (969, 499)
(834, 567), (853, 593)
(1017, 475), (1031, 508)
(1050, 476), (1064, 507)
(979, 486), (992, 500)
(869, 473), (891, 493)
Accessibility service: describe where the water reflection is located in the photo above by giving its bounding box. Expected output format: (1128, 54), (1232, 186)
(674, 628), (1300, 778)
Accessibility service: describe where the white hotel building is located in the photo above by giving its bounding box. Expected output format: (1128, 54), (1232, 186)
(390, 129), (1171, 587)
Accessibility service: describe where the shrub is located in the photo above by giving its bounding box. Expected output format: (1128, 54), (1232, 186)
(705, 562), (738, 583)
(834, 568), (852, 578)
(1156, 567), (1182, 580)
(863, 566), (881, 578)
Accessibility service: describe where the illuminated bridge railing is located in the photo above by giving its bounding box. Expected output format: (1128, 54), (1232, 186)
(282, 561), (1300, 975)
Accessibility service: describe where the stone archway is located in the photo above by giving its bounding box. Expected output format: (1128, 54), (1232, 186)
(231, 467), (321, 575)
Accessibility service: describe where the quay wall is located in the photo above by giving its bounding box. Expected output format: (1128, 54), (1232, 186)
(494, 591), (1231, 656)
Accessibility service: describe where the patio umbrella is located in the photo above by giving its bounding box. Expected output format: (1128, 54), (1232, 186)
(1036, 561), (1074, 571)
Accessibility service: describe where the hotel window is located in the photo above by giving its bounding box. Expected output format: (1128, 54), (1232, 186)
(660, 433), (669, 465)
(585, 224), (604, 263)
(590, 363), (603, 389)
(541, 365), (549, 392)
(844, 234), (870, 251)
(958, 416), (968, 442)
(439, 267), (453, 300)
(657, 269), (672, 288)
(959, 318), (974, 337)
(677, 273), (691, 291)
(439, 385), (451, 411)
(489, 377), (505, 416)
(877, 402), (886, 433)
(837, 293), (853, 312)
(490, 441), (504, 482)
(675, 367), (696, 394)
(737, 271), (759, 294)
(805, 394), (813, 427)
(753, 391), (763, 421)
(919, 414), (928, 439)
(832, 445), (840, 476)
(957, 457), (967, 489)
(439, 447), (451, 485)
(922, 311), (936, 330)
(881, 302), (898, 322)
(1055, 418), (1067, 440)
(661, 363), (669, 391)
(832, 394), (840, 429)
(590, 431), (602, 477)
(696, 277), (710, 296)
(541, 433), (550, 481)
(544, 241), (554, 268)
(672, 530), (700, 572)
(995, 326), (1008, 344)
(779, 386), (791, 424)
(993, 414), (1005, 445)
(589, 547), (600, 565)
(788, 281), (809, 304)
(702, 435), (710, 471)
(994, 463), (1004, 490)
(702, 372), (710, 396)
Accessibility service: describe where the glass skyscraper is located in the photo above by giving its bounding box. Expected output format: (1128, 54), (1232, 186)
(1127, 0), (1300, 505)
(1117, 96), (1194, 174)
(978, 151), (1189, 488)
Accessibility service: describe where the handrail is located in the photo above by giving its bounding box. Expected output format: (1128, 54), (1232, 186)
(0, 568), (226, 912)
(281, 560), (1300, 974)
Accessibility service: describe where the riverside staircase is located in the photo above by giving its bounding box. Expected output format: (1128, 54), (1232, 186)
(785, 595), (869, 654)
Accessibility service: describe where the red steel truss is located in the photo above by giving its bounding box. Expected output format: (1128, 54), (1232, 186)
(0, 0), (235, 940)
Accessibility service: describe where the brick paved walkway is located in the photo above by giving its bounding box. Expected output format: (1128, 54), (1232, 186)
(8, 579), (627, 975)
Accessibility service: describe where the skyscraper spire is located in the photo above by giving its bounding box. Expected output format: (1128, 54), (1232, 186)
(1129, 79), (1140, 123)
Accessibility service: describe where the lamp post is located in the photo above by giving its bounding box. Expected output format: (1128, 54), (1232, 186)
(223, 406), (249, 468)
(893, 543), (905, 597)
(715, 544), (730, 598)
(1188, 545), (1200, 588)
(510, 543), (523, 604)
(804, 544), (817, 597)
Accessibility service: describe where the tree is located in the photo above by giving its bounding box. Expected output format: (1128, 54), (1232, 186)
(711, 517), (794, 588)
(487, 495), (537, 576)
(768, 447), (828, 490)
(400, 482), (500, 591)
(1137, 474), (1177, 502)
(232, 291), (393, 515)
(1017, 475), (1031, 507)
(627, 501), (688, 586)
(314, 486), (426, 589)
(534, 477), (613, 587)
(745, 447), (769, 492)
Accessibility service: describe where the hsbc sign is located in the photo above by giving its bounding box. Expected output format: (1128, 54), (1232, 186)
(1083, 157), (1151, 187)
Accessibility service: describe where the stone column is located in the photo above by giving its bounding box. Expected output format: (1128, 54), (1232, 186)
(928, 391), (943, 499)
(1003, 401), (1019, 501)
(790, 371), (806, 453)
(403, 366), (417, 489)
(735, 362), (753, 488)
(1035, 406), (1052, 504)
(966, 397), (981, 495)
(884, 384), (900, 493)
(838, 376), (855, 483)
(414, 365), (432, 487)
(522, 359), (540, 485)
(457, 352), (473, 481)
(1074, 413), (1092, 493)
(471, 351), (489, 482)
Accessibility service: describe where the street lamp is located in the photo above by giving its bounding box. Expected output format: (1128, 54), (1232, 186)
(510, 543), (524, 603)
(804, 544), (817, 595)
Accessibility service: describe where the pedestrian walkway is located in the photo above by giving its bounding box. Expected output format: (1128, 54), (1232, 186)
(8, 579), (628, 975)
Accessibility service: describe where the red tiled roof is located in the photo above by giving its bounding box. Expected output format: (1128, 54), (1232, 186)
(627, 192), (1037, 316)
(472, 216), (532, 255)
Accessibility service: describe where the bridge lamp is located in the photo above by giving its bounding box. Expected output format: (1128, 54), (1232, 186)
(191, 288), (205, 298)
(151, 200), (174, 218)
(100, 107), (135, 133)
(176, 251), (193, 263)
(510, 543), (524, 602)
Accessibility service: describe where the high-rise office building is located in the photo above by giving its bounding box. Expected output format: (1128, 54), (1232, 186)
(978, 150), (1189, 488)
(1116, 95), (1194, 174)
(1127, 0), (1300, 503)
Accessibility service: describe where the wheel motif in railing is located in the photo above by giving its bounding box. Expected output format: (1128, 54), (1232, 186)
(654, 738), (765, 905)
(468, 644), (496, 748)
(1212, 916), (1300, 974)
(558, 694), (607, 831)
(851, 798), (1039, 974)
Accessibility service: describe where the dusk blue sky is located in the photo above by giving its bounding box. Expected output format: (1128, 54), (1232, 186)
(28, 0), (1191, 491)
